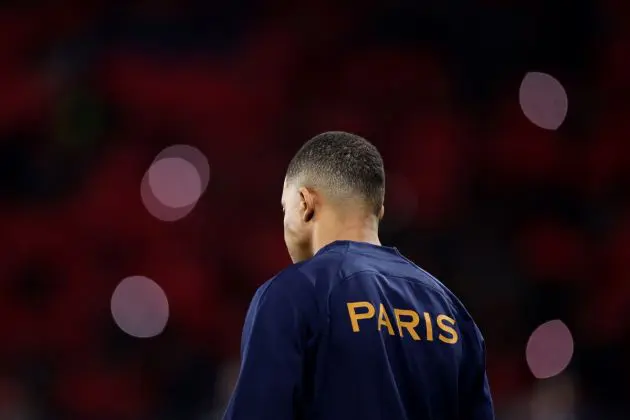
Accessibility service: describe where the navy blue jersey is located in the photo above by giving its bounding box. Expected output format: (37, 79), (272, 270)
(224, 241), (494, 420)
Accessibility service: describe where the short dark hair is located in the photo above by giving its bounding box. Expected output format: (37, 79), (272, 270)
(286, 131), (385, 215)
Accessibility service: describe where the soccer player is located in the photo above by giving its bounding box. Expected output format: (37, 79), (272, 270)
(223, 132), (494, 420)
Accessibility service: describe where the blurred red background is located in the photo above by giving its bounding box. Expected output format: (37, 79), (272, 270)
(0, 1), (628, 419)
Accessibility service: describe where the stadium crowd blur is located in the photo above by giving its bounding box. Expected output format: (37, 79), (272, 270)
(0, 1), (628, 419)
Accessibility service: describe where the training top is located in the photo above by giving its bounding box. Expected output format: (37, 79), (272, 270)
(223, 240), (495, 420)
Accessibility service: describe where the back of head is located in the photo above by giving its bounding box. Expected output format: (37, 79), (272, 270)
(286, 131), (385, 215)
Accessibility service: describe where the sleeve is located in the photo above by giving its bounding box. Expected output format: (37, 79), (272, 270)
(223, 273), (316, 420)
(460, 325), (495, 420)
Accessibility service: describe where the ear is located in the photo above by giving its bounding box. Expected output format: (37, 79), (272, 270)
(299, 187), (315, 222)
(378, 205), (385, 220)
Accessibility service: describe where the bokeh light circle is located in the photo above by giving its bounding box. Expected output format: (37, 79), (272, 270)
(526, 319), (574, 379)
(111, 276), (169, 338)
(155, 144), (210, 193)
(141, 144), (210, 221)
(519, 72), (568, 130)
(141, 173), (196, 221)
(148, 157), (202, 208)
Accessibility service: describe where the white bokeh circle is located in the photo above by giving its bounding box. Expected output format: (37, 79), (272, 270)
(519, 72), (568, 130)
(141, 144), (211, 222)
(111, 276), (170, 338)
(147, 157), (203, 208)
(526, 319), (574, 379)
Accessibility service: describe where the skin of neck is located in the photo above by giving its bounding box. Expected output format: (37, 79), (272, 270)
(310, 203), (381, 256)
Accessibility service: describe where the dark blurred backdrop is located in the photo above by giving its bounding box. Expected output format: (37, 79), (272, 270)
(0, 1), (628, 419)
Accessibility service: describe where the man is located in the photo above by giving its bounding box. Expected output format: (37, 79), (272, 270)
(223, 132), (494, 420)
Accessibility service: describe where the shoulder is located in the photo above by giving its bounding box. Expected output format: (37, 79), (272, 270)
(297, 247), (348, 283)
(398, 254), (481, 327)
(253, 263), (317, 308)
(253, 250), (347, 310)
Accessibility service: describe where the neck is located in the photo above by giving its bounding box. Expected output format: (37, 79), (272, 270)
(311, 210), (381, 255)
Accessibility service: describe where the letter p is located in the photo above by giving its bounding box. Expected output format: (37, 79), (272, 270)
(347, 301), (375, 332)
